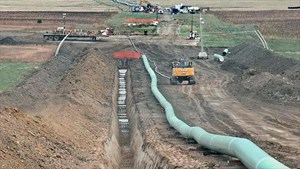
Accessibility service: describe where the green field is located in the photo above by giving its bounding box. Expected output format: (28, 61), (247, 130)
(174, 13), (259, 47)
(268, 39), (300, 60)
(0, 62), (38, 93)
(172, 12), (299, 59)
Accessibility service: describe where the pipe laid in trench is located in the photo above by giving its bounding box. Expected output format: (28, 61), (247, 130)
(141, 54), (289, 169)
(55, 33), (70, 57)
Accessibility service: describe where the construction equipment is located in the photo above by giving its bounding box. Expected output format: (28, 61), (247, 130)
(43, 27), (114, 41)
(100, 27), (114, 36)
(170, 58), (195, 85)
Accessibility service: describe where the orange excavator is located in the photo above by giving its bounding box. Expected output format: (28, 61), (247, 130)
(170, 58), (196, 85)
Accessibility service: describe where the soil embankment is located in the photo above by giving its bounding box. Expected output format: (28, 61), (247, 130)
(222, 42), (300, 105)
(0, 44), (121, 168)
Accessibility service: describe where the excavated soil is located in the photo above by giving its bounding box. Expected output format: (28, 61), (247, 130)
(0, 33), (299, 169)
(0, 37), (19, 45)
(222, 42), (300, 105)
(0, 42), (121, 169)
(133, 42), (300, 168)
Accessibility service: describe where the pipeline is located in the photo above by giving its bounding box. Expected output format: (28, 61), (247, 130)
(222, 49), (229, 56)
(141, 54), (289, 169)
(55, 33), (70, 57)
(213, 54), (224, 63)
(257, 30), (269, 50)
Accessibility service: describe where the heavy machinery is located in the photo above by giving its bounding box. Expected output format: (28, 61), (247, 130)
(43, 27), (114, 41)
(170, 58), (195, 85)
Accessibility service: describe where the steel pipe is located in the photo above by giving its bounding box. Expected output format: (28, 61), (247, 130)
(142, 54), (289, 169)
(213, 54), (224, 62)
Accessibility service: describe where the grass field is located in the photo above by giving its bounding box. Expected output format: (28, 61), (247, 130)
(0, 62), (38, 93)
(213, 10), (300, 59)
(268, 39), (300, 60)
(174, 13), (259, 47)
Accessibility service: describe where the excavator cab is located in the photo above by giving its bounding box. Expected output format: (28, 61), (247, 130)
(170, 58), (196, 85)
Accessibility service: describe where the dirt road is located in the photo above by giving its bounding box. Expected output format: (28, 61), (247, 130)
(135, 43), (300, 168)
(0, 26), (299, 169)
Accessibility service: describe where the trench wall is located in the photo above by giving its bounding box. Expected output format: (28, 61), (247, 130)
(126, 69), (172, 169)
(103, 66), (121, 169)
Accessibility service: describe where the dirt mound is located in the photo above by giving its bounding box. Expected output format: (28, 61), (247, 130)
(223, 42), (299, 76)
(0, 37), (18, 45)
(222, 42), (300, 105)
(0, 43), (88, 109)
(0, 107), (76, 169)
(242, 72), (300, 103)
(0, 47), (119, 168)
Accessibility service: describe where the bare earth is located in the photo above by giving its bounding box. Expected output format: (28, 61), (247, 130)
(0, 5), (299, 169)
(0, 45), (56, 62)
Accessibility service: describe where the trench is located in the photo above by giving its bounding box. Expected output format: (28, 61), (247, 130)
(117, 69), (134, 169)
(112, 59), (172, 169)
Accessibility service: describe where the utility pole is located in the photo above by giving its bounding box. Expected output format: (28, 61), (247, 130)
(200, 11), (203, 52)
(62, 13), (66, 28)
(190, 10), (195, 32)
(198, 9), (207, 59)
(189, 10), (195, 39)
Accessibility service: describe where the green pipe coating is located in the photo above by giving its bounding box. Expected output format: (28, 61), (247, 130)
(142, 54), (289, 169)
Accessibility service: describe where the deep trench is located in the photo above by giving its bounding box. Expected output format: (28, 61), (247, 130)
(112, 61), (175, 169)
(117, 68), (134, 169)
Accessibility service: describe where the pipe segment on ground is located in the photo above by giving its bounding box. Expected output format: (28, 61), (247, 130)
(213, 54), (224, 62)
(141, 54), (289, 169)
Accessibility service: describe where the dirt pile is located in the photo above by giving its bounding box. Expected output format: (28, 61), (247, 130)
(222, 42), (300, 105)
(0, 45), (119, 168)
(0, 37), (18, 45)
(0, 107), (73, 169)
(0, 43), (88, 109)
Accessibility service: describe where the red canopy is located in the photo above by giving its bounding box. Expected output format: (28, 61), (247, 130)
(113, 51), (141, 59)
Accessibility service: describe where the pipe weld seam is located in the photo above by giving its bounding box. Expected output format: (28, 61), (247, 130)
(195, 130), (205, 141)
(227, 138), (238, 153)
(209, 135), (217, 147)
(255, 157), (273, 169)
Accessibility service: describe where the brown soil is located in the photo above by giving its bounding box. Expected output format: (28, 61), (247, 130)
(0, 11), (117, 31)
(133, 43), (300, 168)
(0, 11), (299, 169)
(222, 42), (300, 105)
(213, 10), (300, 39)
(0, 44), (56, 62)
(0, 42), (122, 169)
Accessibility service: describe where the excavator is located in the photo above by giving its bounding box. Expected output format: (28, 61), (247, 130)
(139, 0), (155, 13)
(170, 58), (196, 85)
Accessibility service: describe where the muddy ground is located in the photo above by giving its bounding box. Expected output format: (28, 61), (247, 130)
(0, 11), (299, 169)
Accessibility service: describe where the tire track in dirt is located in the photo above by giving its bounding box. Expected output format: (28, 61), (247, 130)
(157, 14), (179, 44)
(137, 43), (299, 167)
(192, 59), (300, 167)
